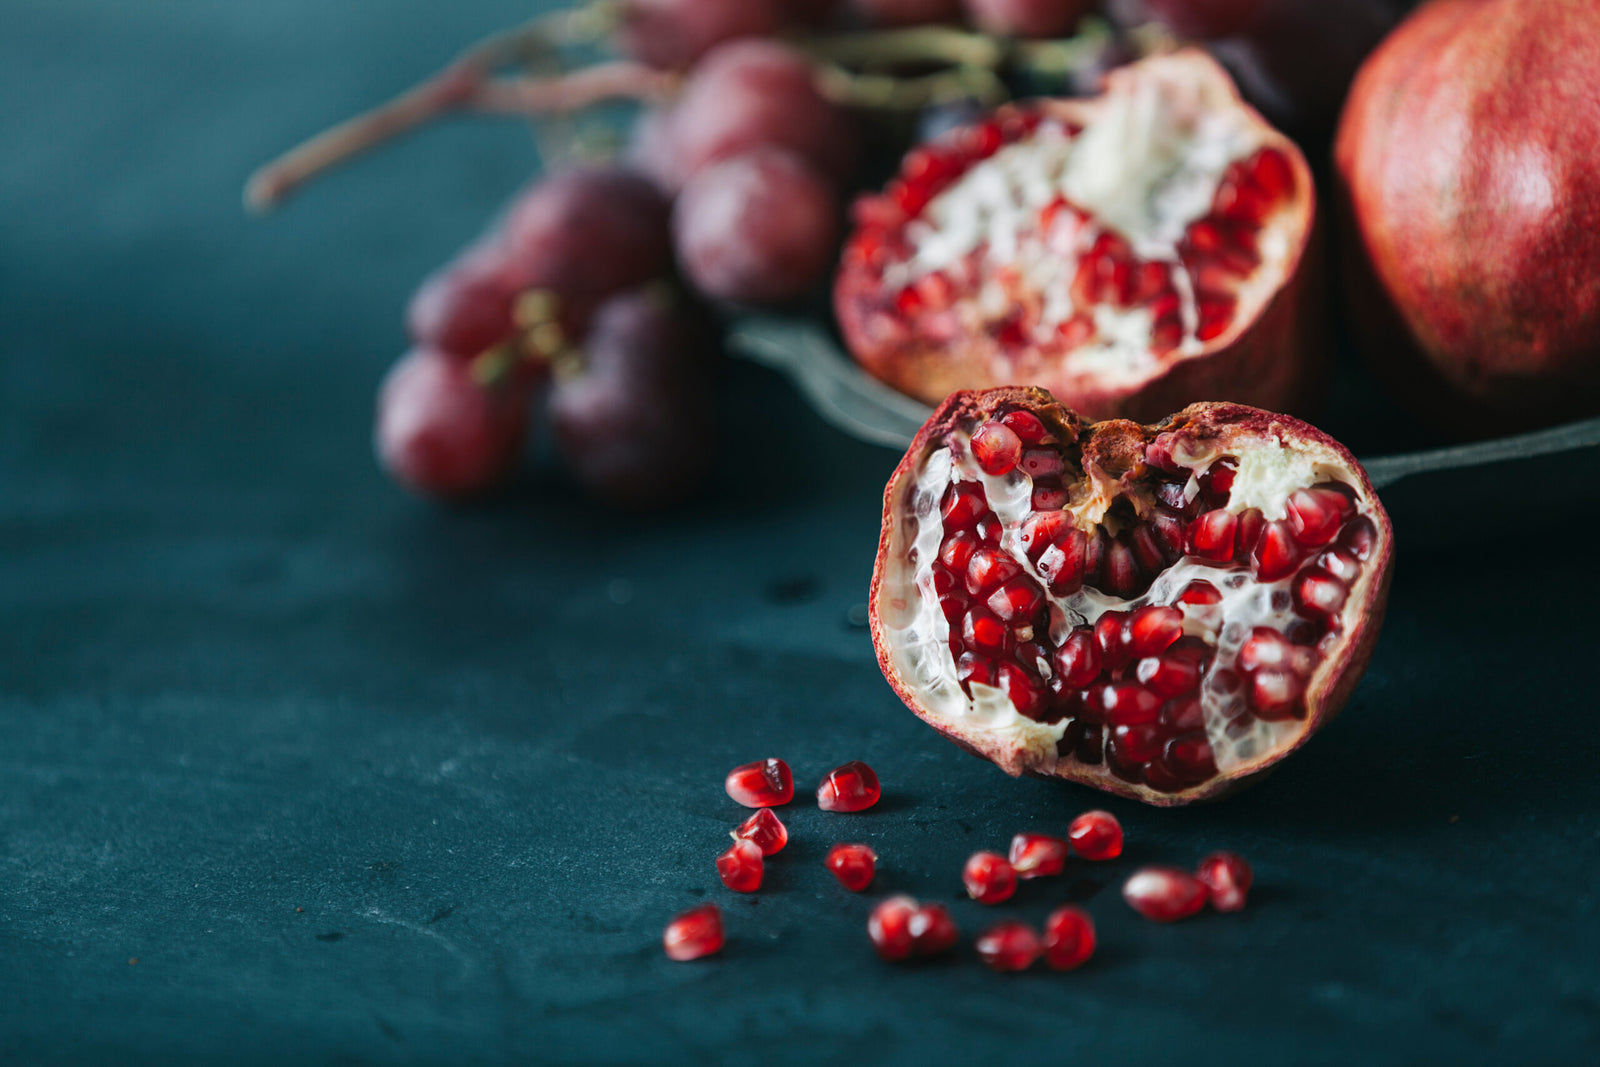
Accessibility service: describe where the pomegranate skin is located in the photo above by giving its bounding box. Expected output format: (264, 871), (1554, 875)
(867, 388), (1394, 807)
(1335, 0), (1600, 430)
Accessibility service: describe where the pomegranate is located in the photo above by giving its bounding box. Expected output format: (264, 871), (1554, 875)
(835, 51), (1322, 423)
(1334, 0), (1600, 430)
(732, 809), (789, 856)
(725, 758), (795, 808)
(869, 388), (1394, 805)
(816, 761), (882, 812)
(975, 921), (1041, 972)
(1196, 849), (1253, 911)
(869, 896), (959, 960)
(963, 851), (1019, 904)
(1008, 832), (1068, 879)
(1123, 865), (1208, 921)
(825, 843), (879, 891)
(663, 904), (724, 960)
(1041, 905), (1095, 970)
(1067, 810), (1123, 859)
(716, 838), (764, 892)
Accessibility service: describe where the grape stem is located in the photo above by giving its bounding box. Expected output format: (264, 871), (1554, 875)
(244, 4), (641, 211)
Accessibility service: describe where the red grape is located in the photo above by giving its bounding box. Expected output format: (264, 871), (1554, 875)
(847, 0), (963, 26)
(375, 348), (532, 499)
(614, 0), (786, 71)
(962, 0), (1093, 38)
(667, 39), (857, 188)
(505, 166), (673, 322)
(673, 148), (840, 305)
(406, 237), (522, 359)
(548, 289), (717, 509)
(626, 107), (685, 194)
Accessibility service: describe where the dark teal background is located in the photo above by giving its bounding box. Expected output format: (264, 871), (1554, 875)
(2, 2), (1597, 1062)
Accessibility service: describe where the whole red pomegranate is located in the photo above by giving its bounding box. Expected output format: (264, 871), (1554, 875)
(835, 51), (1323, 424)
(869, 388), (1393, 806)
(1335, 0), (1600, 430)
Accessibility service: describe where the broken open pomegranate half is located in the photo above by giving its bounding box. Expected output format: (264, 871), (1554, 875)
(869, 388), (1393, 805)
(835, 50), (1322, 423)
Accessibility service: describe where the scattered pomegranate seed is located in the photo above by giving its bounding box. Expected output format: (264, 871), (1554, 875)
(963, 851), (1018, 904)
(975, 921), (1041, 972)
(970, 420), (1023, 475)
(1007, 833), (1068, 879)
(1123, 865), (1208, 922)
(1041, 905), (1096, 971)
(663, 904), (723, 961)
(907, 903), (959, 957)
(817, 760), (882, 812)
(825, 843), (878, 892)
(1067, 810), (1123, 861)
(716, 838), (763, 893)
(724, 757), (794, 808)
(867, 896), (917, 961)
(1196, 850), (1253, 912)
(731, 808), (787, 856)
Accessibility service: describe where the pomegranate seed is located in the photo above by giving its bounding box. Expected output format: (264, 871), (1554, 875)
(1031, 484), (1069, 510)
(957, 652), (999, 688)
(1164, 733), (1218, 780)
(1093, 611), (1131, 670)
(825, 843), (878, 892)
(1036, 529), (1087, 593)
(1000, 409), (1049, 444)
(1008, 832), (1069, 878)
(1162, 696), (1205, 732)
(1250, 669), (1305, 720)
(1197, 850), (1254, 912)
(1254, 519), (1304, 582)
(939, 530), (980, 573)
(1236, 627), (1292, 673)
(1250, 146), (1294, 200)
(1319, 547), (1362, 584)
(1041, 905), (1096, 971)
(1295, 569), (1348, 618)
(971, 421), (1023, 475)
(986, 577), (1044, 622)
(1286, 486), (1353, 546)
(1137, 653), (1201, 698)
(1179, 579), (1223, 605)
(1187, 509), (1237, 562)
(998, 663), (1050, 719)
(1123, 866), (1208, 922)
(868, 896), (917, 961)
(716, 838), (764, 893)
(1068, 810), (1123, 861)
(725, 758), (794, 808)
(1101, 682), (1161, 726)
(963, 851), (1018, 904)
(817, 760), (882, 812)
(731, 808), (788, 856)
(1111, 722), (1164, 763)
(1126, 605), (1184, 657)
(962, 606), (1010, 654)
(1019, 448), (1064, 478)
(908, 903), (960, 957)
(1341, 515), (1378, 559)
(975, 921), (1041, 972)
(662, 904), (723, 962)
(965, 547), (1021, 596)
(1018, 510), (1073, 558)
(941, 481), (987, 529)
(1101, 538), (1140, 597)
(974, 513), (1004, 546)
(1052, 630), (1101, 688)
(1233, 507), (1265, 561)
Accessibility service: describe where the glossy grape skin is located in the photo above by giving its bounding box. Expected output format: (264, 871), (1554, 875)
(375, 347), (532, 499)
(406, 237), (522, 360)
(673, 148), (840, 306)
(667, 39), (857, 188)
(548, 289), (717, 509)
(962, 0), (1093, 38)
(847, 0), (963, 26)
(614, 0), (786, 71)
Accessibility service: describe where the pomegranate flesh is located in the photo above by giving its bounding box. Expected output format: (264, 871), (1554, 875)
(1067, 810), (1123, 859)
(1042, 905), (1096, 971)
(716, 838), (764, 892)
(732, 809), (788, 856)
(869, 388), (1394, 805)
(1008, 832), (1068, 879)
(975, 921), (1041, 972)
(836, 51), (1321, 423)
(1123, 865), (1208, 922)
(725, 758), (795, 808)
(663, 904), (724, 961)
(1196, 849), (1253, 911)
(963, 851), (1018, 904)
(1334, 0), (1600, 430)
(817, 760), (882, 812)
(825, 843), (879, 891)
(870, 896), (958, 961)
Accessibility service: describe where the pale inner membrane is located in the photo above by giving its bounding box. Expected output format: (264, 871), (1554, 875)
(878, 429), (1339, 778)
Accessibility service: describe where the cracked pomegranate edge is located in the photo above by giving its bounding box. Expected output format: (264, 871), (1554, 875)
(867, 387), (1395, 806)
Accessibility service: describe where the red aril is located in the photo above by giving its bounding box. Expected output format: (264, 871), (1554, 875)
(963, 851), (1018, 904)
(1067, 810), (1123, 860)
(716, 838), (764, 892)
(835, 51), (1322, 423)
(869, 388), (1394, 805)
(975, 921), (1041, 972)
(725, 758), (795, 808)
(817, 761), (882, 812)
(1007, 833), (1068, 879)
(1123, 866), (1208, 922)
(663, 903), (724, 961)
(869, 896), (958, 960)
(1335, 0), (1600, 430)
(1041, 905), (1095, 971)
(826, 843), (879, 891)
(1196, 850), (1253, 912)
(732, 809), (788, 856)
(906, 903), (959, 957)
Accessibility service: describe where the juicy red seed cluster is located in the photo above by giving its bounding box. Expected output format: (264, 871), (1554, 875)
(926, 419), (1376, 794)
(1124, 850), (1256, 922)
(870, 897), (959, 962)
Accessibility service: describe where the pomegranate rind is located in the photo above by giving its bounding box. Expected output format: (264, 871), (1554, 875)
(835, 50), (1325, 424)
(868, 387), (1394, 807)
(1334, 0), (1600, 430)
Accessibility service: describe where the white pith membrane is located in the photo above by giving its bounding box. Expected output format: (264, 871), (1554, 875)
(879, 55), (1298, 387)
(875, 422), (1371, 788)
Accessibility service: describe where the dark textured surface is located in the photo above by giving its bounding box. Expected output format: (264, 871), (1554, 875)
(2, 3), (1598, 1063)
